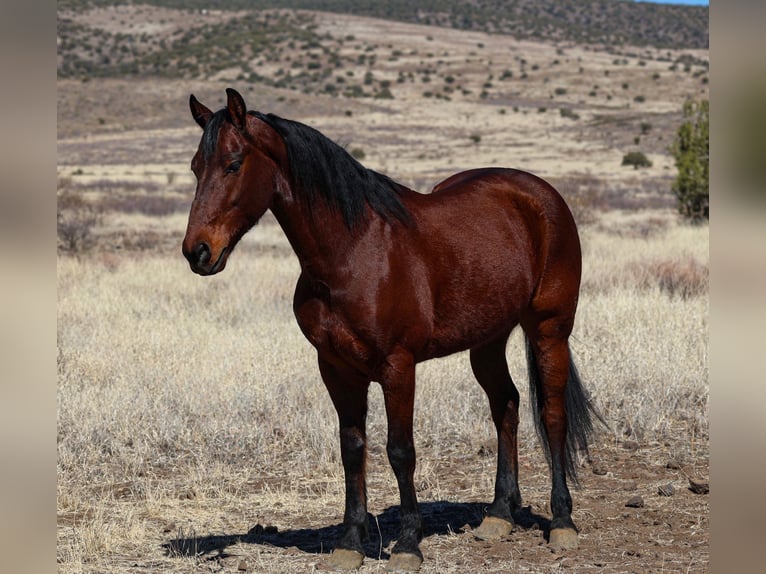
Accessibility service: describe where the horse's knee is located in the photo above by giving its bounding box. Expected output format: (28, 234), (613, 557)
(386, 441), (415, 471)
(340, 427), (365, 451)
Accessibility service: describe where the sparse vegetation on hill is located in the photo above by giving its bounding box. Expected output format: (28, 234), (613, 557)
(57, 9), (403, 98)
(60, 0), (708, 50)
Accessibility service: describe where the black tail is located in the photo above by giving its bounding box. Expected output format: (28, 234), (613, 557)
(526, 337), (605, 486)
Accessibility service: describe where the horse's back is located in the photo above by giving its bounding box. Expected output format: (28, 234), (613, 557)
(432, 167), (569, 212)
(420, 168), (577, 247)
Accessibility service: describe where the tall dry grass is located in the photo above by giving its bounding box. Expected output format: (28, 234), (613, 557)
(57, 210), (707, 572)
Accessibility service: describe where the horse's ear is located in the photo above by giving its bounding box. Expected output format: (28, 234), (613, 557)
(189, 94), (213, 129)
(226, 88), (247, 132)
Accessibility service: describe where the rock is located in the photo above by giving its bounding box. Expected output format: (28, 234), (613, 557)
(657, 483), (675, 497)
(689, 478), (709, 494)
(591, 463), (608, 476)
(625, 495), (644, 508)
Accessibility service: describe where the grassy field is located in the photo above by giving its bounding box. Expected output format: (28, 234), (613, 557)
(57, 209), (708, 573)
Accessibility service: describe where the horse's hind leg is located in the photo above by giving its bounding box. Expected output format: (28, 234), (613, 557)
(470, 333), (522, 540)
(526, 322), (579, 550)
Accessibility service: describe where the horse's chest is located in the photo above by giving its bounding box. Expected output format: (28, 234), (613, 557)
(294, 297), (376, 374)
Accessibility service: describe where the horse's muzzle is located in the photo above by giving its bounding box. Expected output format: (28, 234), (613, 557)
(183, 241), (228, 275)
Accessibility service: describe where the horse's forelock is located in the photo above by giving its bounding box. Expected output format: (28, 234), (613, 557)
(201, 109), (229, 159)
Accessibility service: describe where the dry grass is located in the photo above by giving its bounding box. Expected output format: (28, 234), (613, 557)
(57, 209), (708, 572)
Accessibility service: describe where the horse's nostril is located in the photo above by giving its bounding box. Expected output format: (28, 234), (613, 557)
(194, 242), (211, 266)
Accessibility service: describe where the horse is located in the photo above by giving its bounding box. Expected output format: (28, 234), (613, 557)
(182, 88), (601, 571)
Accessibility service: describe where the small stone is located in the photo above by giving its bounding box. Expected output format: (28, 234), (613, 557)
(625, 495), (644, 508)
(658, 483), (675, 497)
(689, 478), (709, 494)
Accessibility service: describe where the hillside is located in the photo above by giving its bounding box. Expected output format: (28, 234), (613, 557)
(59, 0), (708, 50)
(58, 4), (708, 207)
(57, 3), (708, 97)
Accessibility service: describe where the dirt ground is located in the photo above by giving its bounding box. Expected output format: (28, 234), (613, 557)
(114, 436), (708, 573)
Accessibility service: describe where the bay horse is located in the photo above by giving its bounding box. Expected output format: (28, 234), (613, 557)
(182, 88), (601, 571)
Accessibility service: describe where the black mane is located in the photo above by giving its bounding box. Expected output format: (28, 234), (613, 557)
(252, 111), (411, 228)
(201, 108), (410, 228)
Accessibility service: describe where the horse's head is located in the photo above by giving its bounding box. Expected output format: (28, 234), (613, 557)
(182, 88), (283, 275)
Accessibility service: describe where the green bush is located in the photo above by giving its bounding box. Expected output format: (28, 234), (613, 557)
(670, 99), (709, 222)
(622, 151), (652, 169)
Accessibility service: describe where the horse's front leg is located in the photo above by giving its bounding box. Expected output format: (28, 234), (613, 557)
(317, 357), (371, 571)
(380, 351), (423, 572)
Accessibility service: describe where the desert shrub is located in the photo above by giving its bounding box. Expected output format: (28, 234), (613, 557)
(622, 151), (652, 169)
(57, 188), (102, 254)
(350, 147), (366, 160)
(560, 107), (579, 120)
(629, 256), (708, 299)
(670, 99), (709, 222)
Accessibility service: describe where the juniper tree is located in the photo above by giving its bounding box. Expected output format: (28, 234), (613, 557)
(671, 99), (709, 222)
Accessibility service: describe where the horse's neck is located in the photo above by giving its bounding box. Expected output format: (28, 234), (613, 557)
(270, 189), (362, 279)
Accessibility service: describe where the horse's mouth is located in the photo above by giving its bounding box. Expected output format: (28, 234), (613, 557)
(193, 246), (229, 276)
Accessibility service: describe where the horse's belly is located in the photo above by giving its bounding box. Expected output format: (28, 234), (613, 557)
(422, 296), (524, 359)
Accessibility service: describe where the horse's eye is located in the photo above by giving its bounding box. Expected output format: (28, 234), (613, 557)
(225, 161), (242, 174)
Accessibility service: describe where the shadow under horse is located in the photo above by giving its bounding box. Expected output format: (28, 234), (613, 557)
(181, 88), (602, 571)
(163, 502), (552, 562)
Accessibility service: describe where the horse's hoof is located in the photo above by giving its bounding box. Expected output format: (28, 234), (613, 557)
(549, 527), (579, 550)
(386, 551), (423, 572)
(473, 516), (514, 540)
(317, 548), (365, 571)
